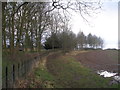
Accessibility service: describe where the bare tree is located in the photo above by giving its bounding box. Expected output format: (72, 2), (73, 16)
(77, 31), (86, 49)
(45, 0), (102, 22)
(2, 1), (102, 53)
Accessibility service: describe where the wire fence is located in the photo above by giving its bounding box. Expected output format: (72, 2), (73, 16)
(2, 55), (41, 88)
(2, 50), (62, 88)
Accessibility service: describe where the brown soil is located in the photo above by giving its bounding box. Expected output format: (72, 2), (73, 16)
(75, 50), (118, 72)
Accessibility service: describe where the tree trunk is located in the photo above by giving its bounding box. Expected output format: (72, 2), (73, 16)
(10, 4), (15, 53)
(2, 2), (7, 49)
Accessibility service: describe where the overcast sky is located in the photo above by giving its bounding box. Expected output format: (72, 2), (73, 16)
(71, 1), (118, 49)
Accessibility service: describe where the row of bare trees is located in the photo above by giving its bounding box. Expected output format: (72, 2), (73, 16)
(77, 32), (104, 49)
(2, 1), (102, 53)
(2, 2), (51, 52)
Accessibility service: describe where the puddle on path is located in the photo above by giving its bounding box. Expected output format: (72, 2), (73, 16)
(97, 70), (120, 82)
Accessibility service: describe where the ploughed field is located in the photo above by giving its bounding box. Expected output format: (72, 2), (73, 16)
(75, 50), (118, 72)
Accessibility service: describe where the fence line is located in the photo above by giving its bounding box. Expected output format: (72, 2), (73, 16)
(2, 55), (41, 88)
(2, 50), (55, 88)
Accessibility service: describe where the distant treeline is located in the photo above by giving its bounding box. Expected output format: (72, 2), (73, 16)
(44, 31), (104, 50)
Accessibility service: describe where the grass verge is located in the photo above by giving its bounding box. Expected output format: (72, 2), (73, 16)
(28, 52), (119, 88)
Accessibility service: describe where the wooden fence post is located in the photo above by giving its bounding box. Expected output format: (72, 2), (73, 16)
(18, 63), (20, 78)
(3, 55), (41, 88)
(20, 62), (22, 77)
(21, 62), (24, 76)
(24, 61), (27, 78)
(12, 64), (15, 86)
(5, 66), (8, 88)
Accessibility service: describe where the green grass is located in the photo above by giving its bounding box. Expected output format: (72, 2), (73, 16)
(34, 68), (62, 88)
(31, 52), (119, 88)
(46, 55), (111, 88)
(35, 68), (54, 81)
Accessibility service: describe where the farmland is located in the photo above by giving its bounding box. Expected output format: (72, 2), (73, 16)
(12, 50), (119, 88)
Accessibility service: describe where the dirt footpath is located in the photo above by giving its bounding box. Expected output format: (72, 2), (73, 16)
(75, 50), (118, 72)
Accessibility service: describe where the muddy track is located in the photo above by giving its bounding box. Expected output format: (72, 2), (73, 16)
(75, 50), (118, 72)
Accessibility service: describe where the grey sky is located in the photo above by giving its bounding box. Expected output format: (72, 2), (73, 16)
(71, 1), (118, 49)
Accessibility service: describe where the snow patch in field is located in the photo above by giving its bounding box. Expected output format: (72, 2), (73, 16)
(97, 70), (117, 77)
(97, 70), (120, 82)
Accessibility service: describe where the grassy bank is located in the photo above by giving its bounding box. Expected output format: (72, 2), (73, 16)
(23, 51), (118, 88)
